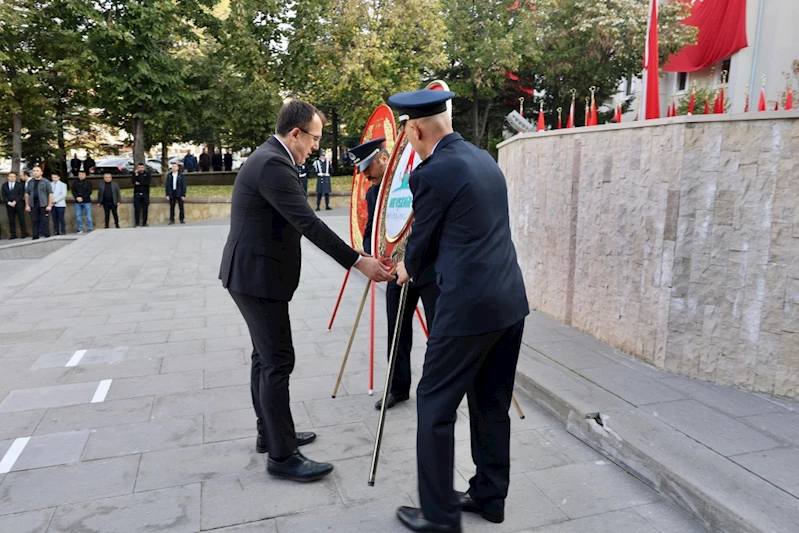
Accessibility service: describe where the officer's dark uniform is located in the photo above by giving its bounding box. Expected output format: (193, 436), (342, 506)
(296, 161), (309, 195)
(313, 156), (332, 210)
(349, 138), (439, 408)
(388, 90), (529, 532)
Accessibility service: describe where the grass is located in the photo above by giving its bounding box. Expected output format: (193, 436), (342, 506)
(119, 176), (353, 198)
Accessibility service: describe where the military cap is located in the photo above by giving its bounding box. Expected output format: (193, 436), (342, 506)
(346, 137), (386, 172)
(387, 89), (455, 123)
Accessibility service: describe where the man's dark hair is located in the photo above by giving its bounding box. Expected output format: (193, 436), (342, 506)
(137, 162), (145, 166)
(22, 171), (30, 177)
(275, 100), (326, 136)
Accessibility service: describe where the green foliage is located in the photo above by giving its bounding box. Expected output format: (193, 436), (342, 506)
(676, 86), (729, 116)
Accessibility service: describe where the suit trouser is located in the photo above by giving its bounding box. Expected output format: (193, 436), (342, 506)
(30, 207), (50, 239)
(169, 195), (184, 222)
(52, 207), (66, 234)
(134, 194), (149, 225)
(385, 280), (439, 396)
(228, 290), (297, 459)
(103, 203), (119, 227)
(416, 319), (524, 528)
(316, 192), (329, 209)
(6, 204), (26, 237)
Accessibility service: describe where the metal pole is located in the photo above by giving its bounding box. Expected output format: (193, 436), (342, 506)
(368, 281), (410, 486)
(748, 0), (766, 109)
(331, 280), (371, 398)
(512, 395), (525, 420)
(369, 281), (375, 395)
(327, 269), (351, 330)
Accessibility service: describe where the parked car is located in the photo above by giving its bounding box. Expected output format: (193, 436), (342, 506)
(92, 158), (161, 176)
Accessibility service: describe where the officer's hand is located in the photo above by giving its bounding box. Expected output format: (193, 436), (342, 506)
(354, 256), (393, 282)
(396, 261), (410, 285)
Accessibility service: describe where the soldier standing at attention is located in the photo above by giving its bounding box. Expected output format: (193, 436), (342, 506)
(313, 151), (332, 211)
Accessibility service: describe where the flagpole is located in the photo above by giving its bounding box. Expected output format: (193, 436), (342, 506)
(640, 0), (654, 120)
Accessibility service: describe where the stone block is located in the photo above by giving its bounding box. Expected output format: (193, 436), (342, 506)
(151, 385), (250, 419)
(159, 350), (246, 373)
(105, 370), (203, 401)
(0, 509), (55, 533)
(35, 396), (154, 435)
(10, 430), (90, 472)
(65, 357), (162, 384)
(731, 447), (799, 498)
(0, 381), (100, 413)
(82, 415), (203, 460)
(0, 410), (45, 440)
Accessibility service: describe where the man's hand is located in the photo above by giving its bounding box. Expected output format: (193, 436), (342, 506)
(181, 196), (185, 201)
(45, 206), (51, 212)
(354, 256), (393, 282)
(396, 261), (410, 285)
(165, 196), (169, 201)
(25, 205), (31, 212)
(117, 202), (120, 207)
(76, 197), (82, 203)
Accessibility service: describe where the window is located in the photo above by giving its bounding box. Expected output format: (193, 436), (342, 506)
(721, 59), (731, 82)
(678, 72), (688, 91)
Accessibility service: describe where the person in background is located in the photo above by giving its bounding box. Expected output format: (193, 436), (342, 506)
(72, 170), (93, 234)
(97, 173), (121, 229)
(83, 153), (95, 175)
(2, 172), (27, 239)
(296, 159), (309, 195)
(165, 162), (186, 224)
(212, 147), (223, 172)
(224, 150), (233, 171)
(50, 173), (68, 235)
(199, 147), (211, 172)
(70, 152), (81, 178)
(312, 151), (332, 211)
(183, 150), (198, 173)
(24, 166), (53, 240)
(132, 162), (151, 227)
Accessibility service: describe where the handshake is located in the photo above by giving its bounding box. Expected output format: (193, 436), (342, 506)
(353, 251), (408, 284)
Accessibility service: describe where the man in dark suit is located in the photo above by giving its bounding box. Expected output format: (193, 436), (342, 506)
(165, 162), (186, 224)
(2, 172), (27, 239)
(132, 162), (151, 227)
(347, 138), (439, 411)
(219, 99), (393, 483)
(390, 90), (529, 533)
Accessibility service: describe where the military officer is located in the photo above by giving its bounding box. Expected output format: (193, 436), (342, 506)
(389, 90), (529, 533)
(347, 137), (439, 411)
(297, 159), (309, 195)
(313, 151), (332, 211)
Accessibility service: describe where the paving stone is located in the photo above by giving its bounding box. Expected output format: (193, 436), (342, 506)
(633, 501), (711, 533)
(0, 410), (45, 440)
(0, 328), (65, 345)
(203, 366), (250, 389)
(536, 426), (603, 463)
(205, 313), (247, 327)
(65, 357), (162, 384)
(275, 495), (414, 533)
(160, 350), (246, 373)
(332, 446), (468, 504)
(646, 400), (782, 456)
(526, 460), (661, 519)
(204, 404), (311, 444)
(82, 415), (203, 461)
(135, 317), (205, 333)
(47, 484), (200, 533)
(59, 322), (137, 340)
(529, 340), (618, 370)
(168, 325), (241, 343)
(202, 520), (277, 533)
(151, 385), (250, 419)
(0, 339), (91, 360)
(305, 394), (413, 429)
(125, 339), (205, 360)
(206, 335), (253, 353)
(516, 509), (660, 533)
(89, 330), (171, 349)
(0, 508), (55, 533)
(0, 381), (100, 413)
(290, 354), (382, 380)
(135, 438), (264, 492)
(362, 410), (471, 454)
(200, 471), (340, 530)
(297, 422), (375, 462)
(106, 370), (204, 401)
(35, 397), (154, 435)
(11, 430), (90, 471)
(731, 447), (799, 498)
(581, 365), (686, 406)
(0, 455), (140, 515)
(659, 376), (783, 418)
(105, 309), (175, 325)
(740, 412), (799, 446)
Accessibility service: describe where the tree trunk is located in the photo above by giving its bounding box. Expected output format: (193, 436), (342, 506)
(11, 112), (22, 174)
(133, 117), (146, 167)
(56, 113), (67, 178)
(331, 109), (339, 174)
(161, 140), (168, 176)
(477, 101), (493, 148)
(472, 85), (479, 145)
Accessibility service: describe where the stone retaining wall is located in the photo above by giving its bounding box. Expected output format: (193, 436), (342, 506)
(499, 111), (799, 399)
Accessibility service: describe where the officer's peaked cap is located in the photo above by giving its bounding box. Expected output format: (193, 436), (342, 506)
(387, 90), (455, 123)
(346, 137), (386, 172)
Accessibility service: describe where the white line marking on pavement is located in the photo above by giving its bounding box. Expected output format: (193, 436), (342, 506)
(65, 349), (88, 367)
(91, 380), (113, 403)
(0, 437), (31, 474)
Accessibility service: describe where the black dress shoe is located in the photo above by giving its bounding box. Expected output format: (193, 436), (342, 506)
(375, 393), (410, 410)
(396, 507), (461, 533)
(257, 431), (316, 453)
(267, 450), (333, 482)
(458, 491), (504, 523)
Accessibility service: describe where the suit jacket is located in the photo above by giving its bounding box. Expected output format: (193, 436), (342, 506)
(132, 170), (152, 197)
(219, 137), (359, 301)
(404, 133), (529, 336)
(363, 184), (379, 255)
(2, 182), (25, 205)
(97, 181), (121, 204)
(165, 172), (187, 197)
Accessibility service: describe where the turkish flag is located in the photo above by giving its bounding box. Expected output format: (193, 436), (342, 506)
(537, 104), (545, 132)
(567, 97), (575, 128)
(787, 91), (794, 111)
(687, 91), (696, 115)
(665, 0), (748, 73)
(759, 87), (767, 112)
(643, 0), (660, 119)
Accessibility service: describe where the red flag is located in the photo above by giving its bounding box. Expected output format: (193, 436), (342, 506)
(617, 104), (623, 123)
(672, 96), (679, 117)
(537, 102), (545, 132)
(758, 86), (767, 111)
(666, 102), (672, 118)
(585, 100), (590, 127)
(713, 93), (721, 114)
(614, 105), (621, 122)
(744, 88), (749, 112)
(787, 90), (794, 110)
(643, 0), (660, 119)
(590, 93), (598, 126)
(557, 108), (563, 130)
(687, 89), (696, 115)
(774, 101), (779, 111)
(719, 86), (725, 113)
(567, 95), (575, 128)
(703, 100), (710, 114)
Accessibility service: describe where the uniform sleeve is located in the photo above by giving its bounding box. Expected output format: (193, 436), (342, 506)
(363, 186), (377, 255)
(257, 160), (359, 269)
(405, 170), (444, 281)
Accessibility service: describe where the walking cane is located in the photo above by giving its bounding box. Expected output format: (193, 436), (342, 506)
(368, 280), (410, 486)
(512, 395), (525, 419)
(331, 280), (372, 398)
